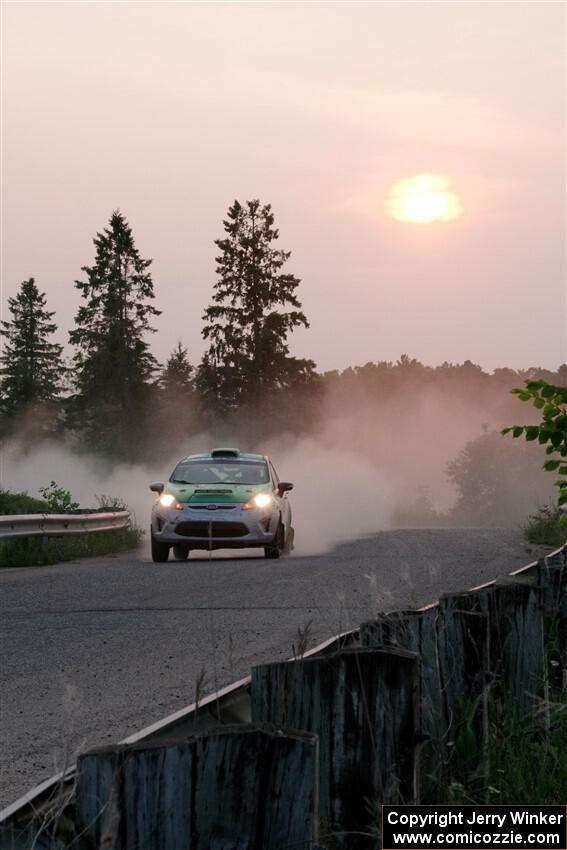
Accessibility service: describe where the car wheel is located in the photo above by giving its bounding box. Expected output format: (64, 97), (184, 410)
(172, 544), (190, 561)
(151, 534), (170, 563)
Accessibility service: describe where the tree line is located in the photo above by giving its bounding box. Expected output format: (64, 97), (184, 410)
(0, 201), (316, 458)
(1, 200), (565, 470)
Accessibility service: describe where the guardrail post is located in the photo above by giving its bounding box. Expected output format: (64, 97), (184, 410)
(360, 608), (445, 801)
(440, 579), (545, 712)
(537, 554), (567, 693)
(435, 579), (544, 800)
(436, 592), (490, 795)
(491, 579), (545, 710)
(251, 647), (418, 850)
(76, 725), (319, 850)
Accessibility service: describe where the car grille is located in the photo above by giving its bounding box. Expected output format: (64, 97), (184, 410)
(189, 504), (236, 511)
(175, 521), (249, 538)
(193, 489), (233, 495)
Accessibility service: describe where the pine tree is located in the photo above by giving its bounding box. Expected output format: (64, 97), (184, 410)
(160, 342), (194, 398)
(0, 278), (64, 427)
(197, 199), (315, 412)
(69, 211), (160, 457)
(152, 342), (198, 450)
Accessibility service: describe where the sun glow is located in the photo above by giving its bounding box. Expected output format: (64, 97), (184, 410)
(387, 174), (462, 223)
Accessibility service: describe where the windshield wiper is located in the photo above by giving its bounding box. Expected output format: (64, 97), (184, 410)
(171, 479), (192, 484)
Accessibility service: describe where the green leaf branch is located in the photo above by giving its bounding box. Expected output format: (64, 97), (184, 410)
(502, 380), (567, 517)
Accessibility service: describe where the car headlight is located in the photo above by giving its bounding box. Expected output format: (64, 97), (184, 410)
(243, 493), (273, 510)
(159, 493), (182, 509)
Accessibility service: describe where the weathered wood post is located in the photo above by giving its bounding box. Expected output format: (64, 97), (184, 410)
(360, 603), (491, 800)
(75, 725), (319, 850)
(251, 647), (418, 850)
(435, 592), (490, 794)
(440, 579), (545, 710)
(488, 579), (545, 710)
(435, 578), (544, 799)
(360, 608), (444, 801)
(537, 554), (567, 692)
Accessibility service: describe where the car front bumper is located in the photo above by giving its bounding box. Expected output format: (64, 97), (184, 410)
(151, 504), (279, 550)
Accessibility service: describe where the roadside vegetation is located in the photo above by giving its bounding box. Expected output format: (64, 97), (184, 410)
(0, 528), (143, 568)
(0, 489), (50, 515)
(503, 379), (567, 547)
(449, 696), (567, 805)
(484, 700), (567, 804)
(524, 505), (566, 547)
(0, 485), (142, 567)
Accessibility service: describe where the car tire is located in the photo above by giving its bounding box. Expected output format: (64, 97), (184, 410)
(151, 534), (170, 563)
(172, 544), (190, 561)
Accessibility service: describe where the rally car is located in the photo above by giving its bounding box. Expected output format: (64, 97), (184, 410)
(149, 447), (294, 562)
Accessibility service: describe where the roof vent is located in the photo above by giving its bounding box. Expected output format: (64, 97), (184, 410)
(210, 447), (240, 458)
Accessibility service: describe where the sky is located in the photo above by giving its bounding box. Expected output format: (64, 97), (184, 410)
(2, 1), (565, 373)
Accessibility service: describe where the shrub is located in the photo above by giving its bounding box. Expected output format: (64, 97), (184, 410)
(524, 505), (567, 547)
(38, 481), (80, 512)
(0, 489), (50, 515)
(95, 493), (127, 511)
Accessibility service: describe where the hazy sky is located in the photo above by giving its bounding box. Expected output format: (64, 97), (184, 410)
(2, 1), (565, 372)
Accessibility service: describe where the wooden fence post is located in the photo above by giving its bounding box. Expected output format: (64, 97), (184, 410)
(440, 579), (545, 712)
(489, 580), (545, 711)
(251, 647), (418, 850)
(436, 578), (544, 798)
(436, 593), (490, 794)
(360, 609), (441, 801)
(361, 604), (490, 800)
(537, 556), (567, 693)
(75, 747), (122, 850)
(75, 725), (319, 850)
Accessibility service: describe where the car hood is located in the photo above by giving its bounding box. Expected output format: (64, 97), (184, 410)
(165, 482), (271, 504)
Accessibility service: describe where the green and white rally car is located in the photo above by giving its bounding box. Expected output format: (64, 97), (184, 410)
(149, 448), (294, 562)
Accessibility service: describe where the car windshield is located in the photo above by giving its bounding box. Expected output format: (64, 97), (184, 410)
(171, 459), (270, 486)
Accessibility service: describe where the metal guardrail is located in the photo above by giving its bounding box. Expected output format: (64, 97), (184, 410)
(0, 511), (130, 543)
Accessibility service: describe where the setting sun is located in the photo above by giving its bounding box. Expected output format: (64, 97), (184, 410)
(387, 174), (462, 223)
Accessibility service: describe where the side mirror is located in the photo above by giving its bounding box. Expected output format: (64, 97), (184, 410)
(277, 482), (294, 495)
(149, 482), (165, 494)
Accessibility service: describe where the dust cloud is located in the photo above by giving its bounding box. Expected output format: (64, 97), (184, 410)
(0, 371), (556, 557)
(0, 433), (392, 556)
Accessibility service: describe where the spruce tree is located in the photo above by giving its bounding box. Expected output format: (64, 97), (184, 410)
(69, 211), (160, 457)
(197, 199), (315, 412)
(160, 342), (194, 398)
(0, 278), (64, 427)
(153, 342), (198, 450)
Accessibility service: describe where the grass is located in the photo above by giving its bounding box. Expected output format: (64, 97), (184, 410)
(0, 488), (50, 514)
(0, 527), (143, 567)
(451, 697), (567, 805)
(524, 504), (567, 548)
(317, 706), (567, 847)
(0, 487), (143, 567)
(486, 703), (567, 803)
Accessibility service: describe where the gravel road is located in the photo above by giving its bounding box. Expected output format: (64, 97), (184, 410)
(0, 528), (543, 809)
